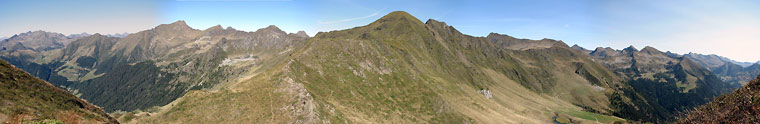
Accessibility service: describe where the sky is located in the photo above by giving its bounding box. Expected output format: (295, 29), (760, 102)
(1, 0), (759, 62)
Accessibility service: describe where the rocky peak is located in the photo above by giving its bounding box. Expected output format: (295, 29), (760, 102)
(571, 44), (592, 53)
(225, 26), (236, 31)
(425, 19), (462, 35)
(292, 31), (309, 38)
(590, 47), (619, 57)
(425, 19), (446, 25)
(487, 33), (516, 40)
(571, 44), (583, 49)
(207, 25), (224, 31)
(155, 20), (193, 32)
(640, 46), (664, 55)
(425, 19), (449, 29)
(67, 32), (92, 39)
(622, 45), (638, 53)
(263, 25), (281, 31)
(256, 25), (286, 35)
(203, 25), (229, 35)
(170, 20), (189, 26)
(665, 51), (681, 58)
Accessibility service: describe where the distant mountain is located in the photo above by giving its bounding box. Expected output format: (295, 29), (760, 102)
(0, 59), (117, 123)
(713, 63), (760, 85)
(0, 37), (7, 41)
(67, 32), (129, 39)
(0, 31), (89, 72)
(0, 31), (73, 52)
(678, 75), (760, 123)
(684, 53), (760, 85)
(105, 32), (130, 38)
(571, 44), (592, 53)
(288, 31), (309, 38)
(588, 46), (736, 122)
(67, 32), (92, 39)
(683, 53), (753, 69)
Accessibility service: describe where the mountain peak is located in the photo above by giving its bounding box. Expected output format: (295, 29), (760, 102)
(256, 25), (279, 31)
(265, 25), (280, 30)
(487, 33), (515, 39)
(294, 31), (309, 37)
(206, 25), (224, 31)
(67, 32), (92, 39)
(156, 20), (193, 31)
(370, 11), (424, 26)
(425, 19), (445, 25)
(255, 25), (286, 35)
(640, 46), (665, 55)
(590, 47), (619, 57)
(641, 46), (659, 51)
(571, 44), (588, 51)
(622, 45), (638, 52)
(171, 20), (187, 25)
(167, 20), (189, 28)
(384, 11), (415, 19)
(225, 26), (236, 31)
(212, 24), (223, 29)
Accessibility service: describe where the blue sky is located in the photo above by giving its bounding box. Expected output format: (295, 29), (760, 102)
(1, 0), (759, 62)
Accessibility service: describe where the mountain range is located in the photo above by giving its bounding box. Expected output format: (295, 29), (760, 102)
(0, 11), (750, 123)
(680, 53), (760, 86)
(582, 46), (735, 121)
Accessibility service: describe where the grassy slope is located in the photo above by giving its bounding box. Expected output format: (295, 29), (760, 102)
(0, 60), (117, 123)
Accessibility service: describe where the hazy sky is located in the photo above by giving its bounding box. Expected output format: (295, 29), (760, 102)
(1, 0), (759, 62)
